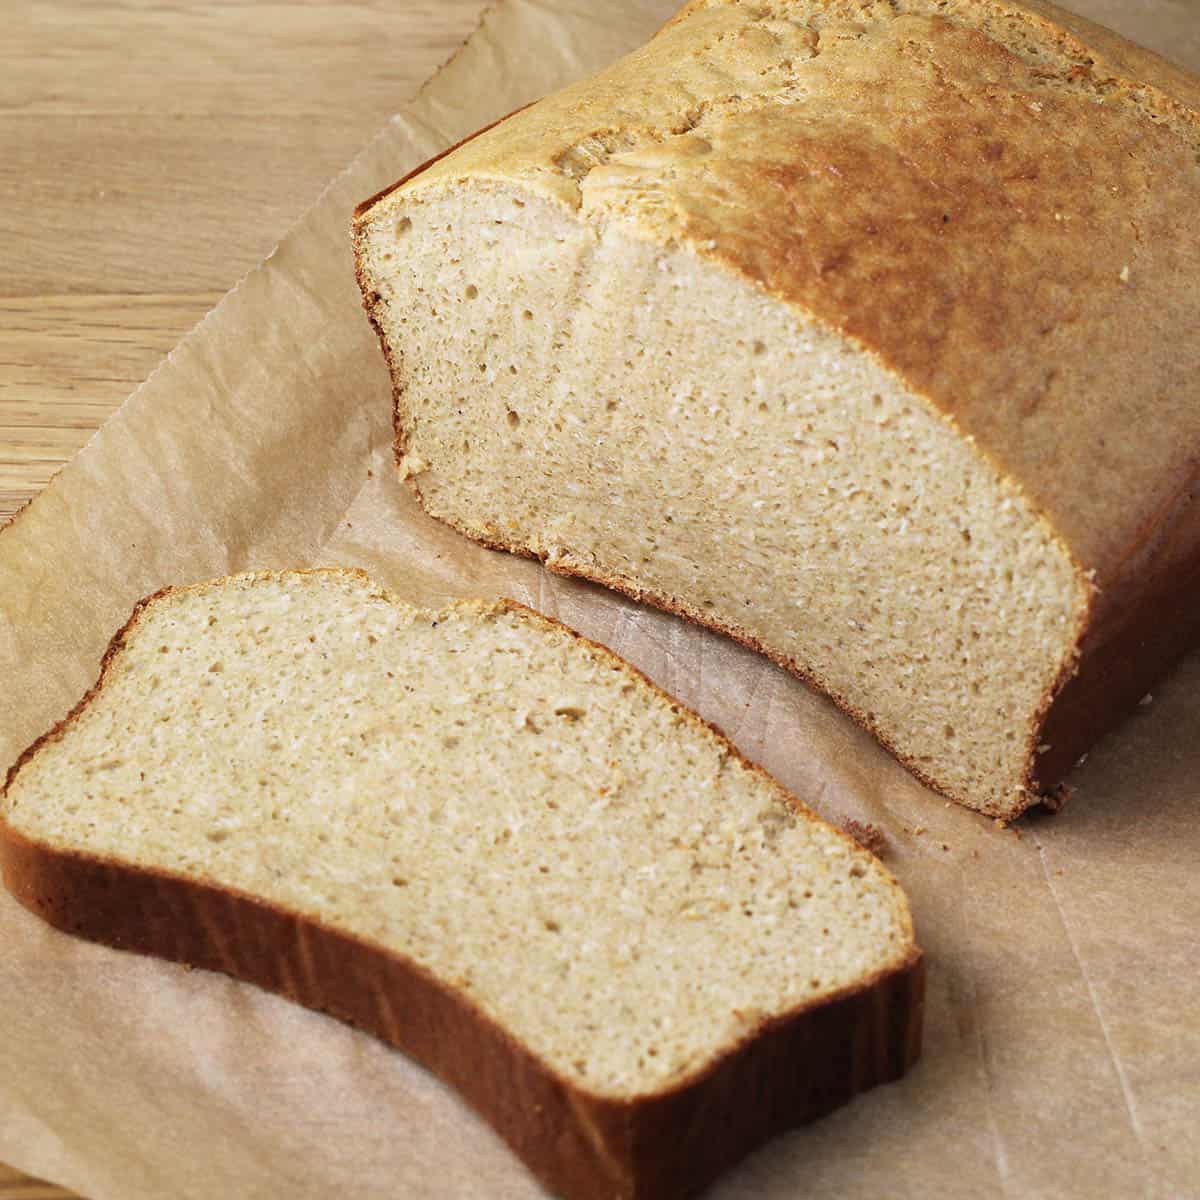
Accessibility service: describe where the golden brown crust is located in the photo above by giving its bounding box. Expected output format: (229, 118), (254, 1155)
(1033, 472), (1200, 789)
(352, 105), (534, 222)
(1009, 0), (1200, 112)
(0, 826), (924, 1199)
(0, 571), (924, 1200)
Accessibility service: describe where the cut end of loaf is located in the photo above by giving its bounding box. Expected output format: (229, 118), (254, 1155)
(356, 181), (1091, 819)
(352, 0), (1200, 818)
(1, 569), (918, 1103)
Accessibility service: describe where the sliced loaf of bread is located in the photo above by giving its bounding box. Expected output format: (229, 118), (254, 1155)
(0, 569), (922, 1200)
(353, 0), (1200, 818)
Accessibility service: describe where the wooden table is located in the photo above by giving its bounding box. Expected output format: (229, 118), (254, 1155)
(0, 3), (490, 1192)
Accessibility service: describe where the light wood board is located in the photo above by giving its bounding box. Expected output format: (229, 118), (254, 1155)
(0, 2), (491, 1191)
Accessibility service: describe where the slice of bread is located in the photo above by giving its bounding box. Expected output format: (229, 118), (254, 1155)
(353, 0), (1200, 819)
(0, 569), (922, 1200)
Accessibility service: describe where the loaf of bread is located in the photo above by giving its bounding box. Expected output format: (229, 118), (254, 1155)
(353, 0), (1200, 819)
(0, 569), (923, 1200)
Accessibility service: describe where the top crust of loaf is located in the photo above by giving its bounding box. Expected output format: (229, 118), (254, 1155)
(356, 0), (1200, 604)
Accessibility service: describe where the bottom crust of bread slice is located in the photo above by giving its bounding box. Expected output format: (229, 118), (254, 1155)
(0, 569), (923, 1200)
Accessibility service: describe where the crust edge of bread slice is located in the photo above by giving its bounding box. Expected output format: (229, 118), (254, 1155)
(0, 569), (924, 1200)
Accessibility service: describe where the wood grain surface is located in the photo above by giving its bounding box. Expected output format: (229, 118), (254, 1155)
(0, 0), (491, 525)
(0, 3), (491, 1191)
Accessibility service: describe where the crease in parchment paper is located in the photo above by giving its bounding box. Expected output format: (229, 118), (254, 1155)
(1029, 829), (1151, 1160)
(1, 1), (1198, 1198)
(974, 1007), (1015, 1198)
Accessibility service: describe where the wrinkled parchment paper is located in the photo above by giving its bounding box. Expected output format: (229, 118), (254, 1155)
(2, 2), (1198, 1196)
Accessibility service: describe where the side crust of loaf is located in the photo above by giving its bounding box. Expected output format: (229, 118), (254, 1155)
(1031, 473), (1200, 791)
(0, 571), (924, 1200)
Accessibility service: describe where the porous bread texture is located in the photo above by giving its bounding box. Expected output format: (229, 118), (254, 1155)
(354, 0), (1200, 819)
(362, 194), (1083, 819)
(1, 569), (916, 1101)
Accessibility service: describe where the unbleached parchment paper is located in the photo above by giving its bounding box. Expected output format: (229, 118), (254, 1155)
(2, 1), (1198, 1197)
